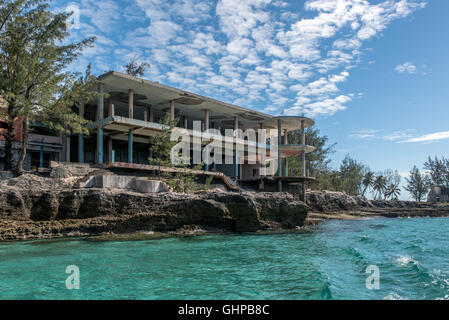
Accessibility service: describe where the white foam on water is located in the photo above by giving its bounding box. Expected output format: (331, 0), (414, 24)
(383, 292), (407, 300)
(395, 255), (417, 266)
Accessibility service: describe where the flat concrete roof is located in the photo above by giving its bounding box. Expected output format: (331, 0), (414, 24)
(98, 71), (276, 130)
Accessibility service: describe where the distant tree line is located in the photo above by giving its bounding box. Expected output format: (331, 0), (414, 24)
(287, 130), (448, 202)
(404, 156), (449, 202)
(286, 129), (402, 200)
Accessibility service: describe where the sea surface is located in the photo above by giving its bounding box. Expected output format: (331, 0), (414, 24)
(1, 217), (448, 300)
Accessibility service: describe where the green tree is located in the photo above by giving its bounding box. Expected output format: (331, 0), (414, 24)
(0, 0), (97, 174)
(382, 169), (401, 200)
(361, 170), (375, 197)
(385, 183), (401, 200)
(373, 175), (387, 200)
(405, 166), (431, 202)
(338, 155), (366, 196)
(124, 55), (150, 77)
(148, 112), (179, 178)
(424, 156), (449, 188)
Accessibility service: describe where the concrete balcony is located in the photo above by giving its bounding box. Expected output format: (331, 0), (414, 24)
(28, 134), (62, 145)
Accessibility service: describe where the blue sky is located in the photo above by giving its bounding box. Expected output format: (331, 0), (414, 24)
(55, 0), (448, 199)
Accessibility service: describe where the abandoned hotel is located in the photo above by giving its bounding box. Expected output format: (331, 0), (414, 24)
(0, 71), (316, 198)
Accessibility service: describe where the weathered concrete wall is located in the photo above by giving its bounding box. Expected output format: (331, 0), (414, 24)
(79, 174), (171, 194)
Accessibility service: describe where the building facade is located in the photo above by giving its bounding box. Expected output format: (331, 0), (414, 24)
(0, 98), (64, 170)
(1, 71), (316, 196)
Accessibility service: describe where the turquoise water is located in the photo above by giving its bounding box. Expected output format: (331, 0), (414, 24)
(1, 217), (448, 300)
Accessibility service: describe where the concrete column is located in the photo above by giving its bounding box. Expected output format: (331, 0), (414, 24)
(301, 119), (306, 202)
(234, 116), (239, 180)
(170, 100), (175, 121)
(284, 129), (288, 177)
(204, 109), (210, 171)
(128, 89), (134, 119)
(234, 116), (239, 136)
(259, 122), (265, 178)
(183, 116), (188, 129)
(301, 120), (306, 176)
(148, 106), (153, 122)
(78, 102), (85, 163)
(39, 146), (44, 168)
(277, 119), (282, 192)
(108, 136), (113, 164)
(66, 136), (71, 163)
(97, 83), (104, 165)
(107, 99), (112, 117)
(111, 104), (115, 117)
(128, 129), (133, 164)
(144, 110), (148, 122)
(204, 109), (209, 131)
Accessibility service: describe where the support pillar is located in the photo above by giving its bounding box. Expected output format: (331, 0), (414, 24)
(149, 105), (153, 122)
(97, 83), (104, 165)
(107, 99), (112, 117)
(108, 137), (113, 164)
(301, 119), (306, 202)
(183, 116), (188, 129)
(259, 122), (265, 178)
(128, 129), (133, 164)
(204, 109), (209, 171)
(284, 129), (288, 177)
(66, 136), (71, 162)
(234, 116), (239, 182)
(128, 89), (134, 119)
(170, 100), (175, 121)
(277, 119), (282, 192)
(204, 109), (209, 131)
(39, 146), (44, 168)
(78, 102), (85, 163)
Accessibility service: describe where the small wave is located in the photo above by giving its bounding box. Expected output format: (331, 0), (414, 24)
(359, 235), (372, 243)
(395, 255), (418, 266)
(369, 224), (387, 230)
(319, 281), (333, 300)
(383, 292), (407, 300)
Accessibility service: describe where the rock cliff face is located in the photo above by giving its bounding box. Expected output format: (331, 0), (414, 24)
(1, 173), (449, 241)
(0, 186), (309, 240)
(306, 190), (449, 223)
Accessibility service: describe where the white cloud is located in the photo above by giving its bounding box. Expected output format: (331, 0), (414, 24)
(349, 129), (384, 139)
(384, 129), (415, 141)
(58, 0), (426, 118)
(399, 131), (449, 143)
(395, 62), (417, 74)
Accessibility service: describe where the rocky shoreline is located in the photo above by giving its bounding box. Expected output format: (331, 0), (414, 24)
(305, 190), (449, 224)
(0, 173), (448, 241)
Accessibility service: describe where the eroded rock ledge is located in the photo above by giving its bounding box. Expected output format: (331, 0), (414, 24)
(0, 187), (309, 241)
(1, 173), (449, 241)
(305, 190), (449, 224)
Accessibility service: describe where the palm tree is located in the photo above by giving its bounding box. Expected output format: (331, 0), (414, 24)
(386, 183), (401, 200)
(361, 171), (374, 197)
(373, 175), (387, 200)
